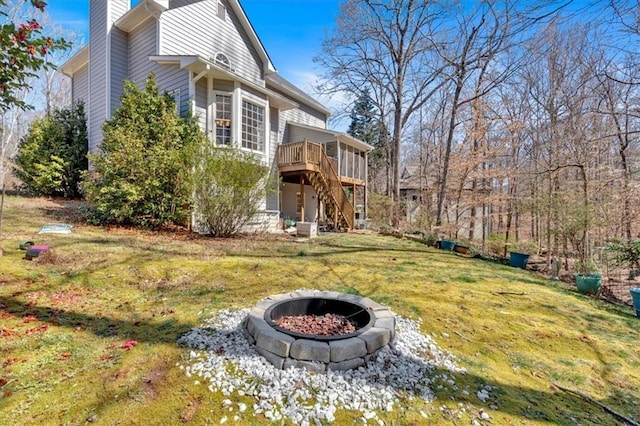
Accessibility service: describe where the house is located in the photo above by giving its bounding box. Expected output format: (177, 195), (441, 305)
(61, 0), (372, 232)
(400, 164), (485, 239)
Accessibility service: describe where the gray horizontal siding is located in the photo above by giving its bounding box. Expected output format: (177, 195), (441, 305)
(280, 108), (327, 144)
(194, 78), (207, 130)
(128, 16), (189, 117)
(89, 0), (108, 154)
(110, 27), (128, 112)
(73, 64), (89, 104)
(160, 0), (263, 84)
(287, 125), (336, 144)
(128, 18), (157, 86)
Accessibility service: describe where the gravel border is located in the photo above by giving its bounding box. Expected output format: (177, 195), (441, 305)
(177, 300), (466, 424)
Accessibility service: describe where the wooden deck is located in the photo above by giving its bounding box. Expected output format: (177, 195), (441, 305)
(277, 140), (360, 230)
(277, 141), (365, 186)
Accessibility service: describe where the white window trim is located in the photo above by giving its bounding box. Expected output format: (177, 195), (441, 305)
(239, 92), (268, 155)
(166, 89), (180, 115)
(213, 90), (233, 146)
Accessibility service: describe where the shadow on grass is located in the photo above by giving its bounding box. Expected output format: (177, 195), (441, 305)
(0, 294), (194, 345)
(177, 318), (639, 425)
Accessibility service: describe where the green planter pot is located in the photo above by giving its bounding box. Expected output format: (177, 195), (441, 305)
(440, 239), (455, 251)
(630, 288), (640, 318)
(575, 274), (602, 295)
(509, 251), (530, 269)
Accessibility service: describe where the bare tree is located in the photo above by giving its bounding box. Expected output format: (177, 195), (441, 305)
(316, 0), (449, 226)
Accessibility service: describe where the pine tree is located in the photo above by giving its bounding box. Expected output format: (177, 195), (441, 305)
(347, 89), (390, 194)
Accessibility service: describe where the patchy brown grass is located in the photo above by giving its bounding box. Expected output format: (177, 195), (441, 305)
(1, 195), (639, 425)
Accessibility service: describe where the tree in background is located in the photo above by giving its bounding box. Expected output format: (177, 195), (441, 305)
(317, 0), (447, 226)
(346, 89), (389, 194)
(14, 101), (87, 198)
(83, 74), (202, 228)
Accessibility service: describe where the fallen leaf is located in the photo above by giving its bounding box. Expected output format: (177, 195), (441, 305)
(59, 352), (72, 360)
(121, 340), (137, 350)
(23, 315), (37, 323)
(0, 378), (7, 387)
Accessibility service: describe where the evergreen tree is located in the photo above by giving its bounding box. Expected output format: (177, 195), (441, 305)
(347, 89), (390, 194)
(15, 101), (87, 198)
(83, 73), (205, 228)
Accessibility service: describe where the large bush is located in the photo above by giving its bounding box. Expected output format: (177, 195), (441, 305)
(193, 145), (271, 237)
(83, 74), (204, 228)
(14, 102), (88, 198)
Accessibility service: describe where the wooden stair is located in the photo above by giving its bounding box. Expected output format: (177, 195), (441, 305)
(278, 141), (355, 230)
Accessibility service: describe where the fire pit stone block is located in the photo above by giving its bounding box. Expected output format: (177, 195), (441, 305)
(328, 357), (365, 371)
(329, 338), (367, 362)
(358, 327), (391, 353)
(290, 339), (331, 363)
(374, 317), (396, 340)
(265, 293), (293, 302)
(358, 297), (386, 311)
(255, 327), (295, 357)
(246, 308), (269, 338)
(247, 291), (396, 371)
(284, 359), (326, 373)
(255, 347), (285, 370)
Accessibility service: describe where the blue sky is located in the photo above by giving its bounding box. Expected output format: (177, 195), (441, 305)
(46, 0), (341, 89)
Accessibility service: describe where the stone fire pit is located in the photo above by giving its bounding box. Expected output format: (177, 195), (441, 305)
(243, 291), (396, 372)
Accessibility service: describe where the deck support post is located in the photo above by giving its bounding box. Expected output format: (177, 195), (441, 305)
(352, 184), (356, 229)
(300, 175), (305, 222)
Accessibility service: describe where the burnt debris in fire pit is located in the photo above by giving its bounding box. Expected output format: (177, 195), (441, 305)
(244, 291), (396, 372)
(274, 313), (357, 336)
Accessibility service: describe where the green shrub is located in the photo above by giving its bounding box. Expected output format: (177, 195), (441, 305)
(192, 145), (271, 237)
(82, 74), (203, 228)
(368, 193), (395, 228)
(14, 102), (88, 198)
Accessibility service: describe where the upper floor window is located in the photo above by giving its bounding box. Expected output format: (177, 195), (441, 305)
(241, 100), (264, 152)
(215, 94), (232, 145)
(214, 52), (231, 70)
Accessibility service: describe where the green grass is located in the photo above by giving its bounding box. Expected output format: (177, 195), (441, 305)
(1, 196), (640, 425)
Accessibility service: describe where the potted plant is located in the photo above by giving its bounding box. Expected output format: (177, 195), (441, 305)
(574, 258), (602, 295)
(508, 240), (538, 269)
(630, 288), (640, 318)
(439, 238), (456, 251)
(453, 239), (472, 255)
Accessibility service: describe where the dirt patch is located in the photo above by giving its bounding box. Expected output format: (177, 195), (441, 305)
(180, 399), (201, 423)
(141, 362), (170, 399)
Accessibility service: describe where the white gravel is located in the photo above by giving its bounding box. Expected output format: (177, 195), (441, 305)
(177, 306), (466, 424)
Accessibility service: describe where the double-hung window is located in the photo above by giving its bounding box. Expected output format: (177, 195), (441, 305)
(215, 94), (232, 145)
(241, 99), (264, 152)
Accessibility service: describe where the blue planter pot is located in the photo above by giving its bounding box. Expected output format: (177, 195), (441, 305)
(575, 274), (602, 295)
(509, 251), (530, 269)
(630, 288), (640, 318)
(440, 240), (455, 251)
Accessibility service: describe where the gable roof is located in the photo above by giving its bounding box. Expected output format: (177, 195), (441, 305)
(61, 0), (276, 76)
(266, 74), (332, 117)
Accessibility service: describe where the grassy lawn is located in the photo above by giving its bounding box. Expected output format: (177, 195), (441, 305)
(1, 196), (639, 425)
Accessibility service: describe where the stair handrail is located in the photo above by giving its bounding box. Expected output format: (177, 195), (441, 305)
(316, 145), (354, 229)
